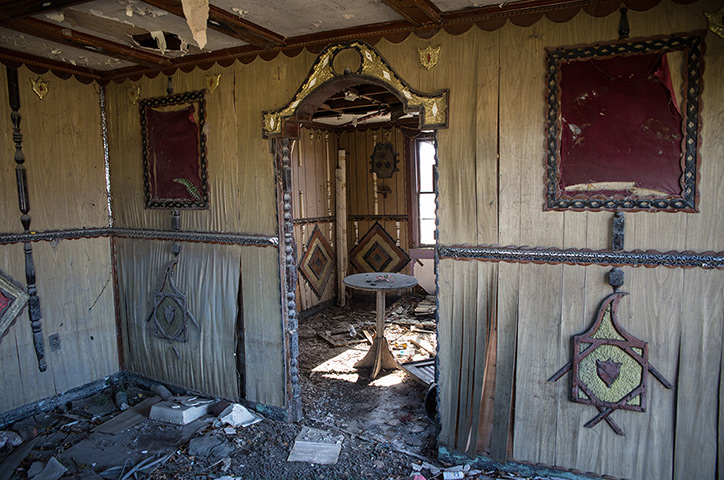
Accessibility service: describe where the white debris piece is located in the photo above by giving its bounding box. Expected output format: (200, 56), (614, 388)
(287, 426), (343, 465)
(0, 430), (23, 448)
(217, 403), (262, 428)
(149, 396), (214, 425)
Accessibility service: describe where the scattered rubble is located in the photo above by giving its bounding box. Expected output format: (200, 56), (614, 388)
(287, 426), (343, 465)
(0, 296), (569, 479)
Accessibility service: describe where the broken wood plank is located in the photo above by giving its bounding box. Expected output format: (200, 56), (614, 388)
(0, 437), (39, 480)
(93, 396), (161, 434)
(409, 335), (436, 356)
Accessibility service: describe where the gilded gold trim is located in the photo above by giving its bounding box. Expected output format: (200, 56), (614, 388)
(418, 44), (441, 71)
(262, 41), (448, 137)
(129, 84), (141, 104)
(206, 73), (221, 94)
(31, 78), (49, 99)
(705, 9), (724, 38)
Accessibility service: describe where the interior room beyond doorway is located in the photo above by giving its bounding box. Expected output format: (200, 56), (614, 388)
(289, 82), (439, 457)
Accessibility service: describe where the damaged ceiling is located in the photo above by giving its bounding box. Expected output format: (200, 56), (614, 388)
(0, 0), (679, 84)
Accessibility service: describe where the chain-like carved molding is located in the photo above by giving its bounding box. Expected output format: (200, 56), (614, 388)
(262, 41), (448, 137)
(438, 244), (724, 269)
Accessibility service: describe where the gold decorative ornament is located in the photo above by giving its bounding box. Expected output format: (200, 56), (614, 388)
(129, 84), (140, 104)
(31, 78), (49, 99)
(705, 8), (724, 38)
(418, 44), (440, 71)
(206, 73), (221, 94)
(262, 41), (448, 137)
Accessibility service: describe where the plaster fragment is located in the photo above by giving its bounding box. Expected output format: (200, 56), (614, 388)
(181, 0), (209, 49)
(151, 30), (167, 55)
(44, 11), (65, 23)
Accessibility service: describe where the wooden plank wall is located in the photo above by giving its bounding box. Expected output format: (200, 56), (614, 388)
(115, 239), (243, 400)
(0, 67), (117, 412)
(104, 51), (325, 407)
(338, 126), (410, 273)
(304, 0), (723, 477)
(292, 127), (337, 311)
(28, 1), (718, 474)
(494, 3), (724, 478)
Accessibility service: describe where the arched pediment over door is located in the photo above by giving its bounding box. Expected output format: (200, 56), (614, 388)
(262, 41), (449, 138)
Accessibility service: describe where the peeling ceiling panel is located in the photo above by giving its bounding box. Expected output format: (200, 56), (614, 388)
(41, 0), (246, 57)
(433, 0), (511, 10)
(0, 27), (135, 70)
(212, 0), (404, 38)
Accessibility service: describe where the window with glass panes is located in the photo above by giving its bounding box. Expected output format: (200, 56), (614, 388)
(415, 139), (436, 246)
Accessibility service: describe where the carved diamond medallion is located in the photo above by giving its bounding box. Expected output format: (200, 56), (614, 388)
(350, 222), (410, 273)
(0, 270), (29, 344)
(299, 227), (335, 298)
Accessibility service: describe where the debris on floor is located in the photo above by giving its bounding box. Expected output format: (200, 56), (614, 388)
(149, 396), (215, 425)
(0, 298), (574, 479)
(216, 403), (262, 428)
(287, 426), (343, 465)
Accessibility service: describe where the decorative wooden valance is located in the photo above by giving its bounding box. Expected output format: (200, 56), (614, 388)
(262, 41), (448, 138)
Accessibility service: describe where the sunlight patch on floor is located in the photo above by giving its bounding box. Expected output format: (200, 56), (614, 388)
(369, 370), (405, 387)
(321, 372), (359, 382)
(312, 347), (366, 376)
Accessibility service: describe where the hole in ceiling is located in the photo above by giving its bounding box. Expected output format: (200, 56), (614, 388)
(132, 32), (182, 51)
(311, 84), (416, 128)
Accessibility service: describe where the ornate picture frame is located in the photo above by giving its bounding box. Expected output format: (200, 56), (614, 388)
(140, 90), (209, 209)
(544, 32), (704, 212)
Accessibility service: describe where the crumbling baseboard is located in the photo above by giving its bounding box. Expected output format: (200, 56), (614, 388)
(0, 372), (123, 429)
(120, 371), (290, 422)
(0, 370), (290, 428)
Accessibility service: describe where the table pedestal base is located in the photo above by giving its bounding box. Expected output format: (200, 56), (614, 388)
(354, 337), (399, 379)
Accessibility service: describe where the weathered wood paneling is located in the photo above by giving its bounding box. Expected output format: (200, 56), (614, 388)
(105, 52), (326, 407)
(438, 258), (496, 455)
(339, 126), (410, 273)
(0, 238), (117, 412)
(292, 127), (337, 310)
(105, 51), (318, 234)
(0, 66), (116, 413)
(0, 67), (108, 233)
(116, 238), (247, 402)
(240, 245), (285, 407)
(431, 1), (723, 478)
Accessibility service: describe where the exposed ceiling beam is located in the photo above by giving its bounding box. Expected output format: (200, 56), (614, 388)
(0, 45), (102, 80)
(4, 17), (172, 67)
(79, 0), (665, 83)
(0, 0), (91, 21)
(381, 0), (441, 26)
(140, 0), (285, 49)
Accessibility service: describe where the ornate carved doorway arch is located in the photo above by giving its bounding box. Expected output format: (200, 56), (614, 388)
(263, 41), (448, 421)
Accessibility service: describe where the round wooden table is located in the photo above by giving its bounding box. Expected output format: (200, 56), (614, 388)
(343, 272), (418, 379)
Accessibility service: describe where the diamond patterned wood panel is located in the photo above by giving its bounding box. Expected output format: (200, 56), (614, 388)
(350, 222), (410, 273)
(299, 226), (335, 299)
(0, 269), (29, 344)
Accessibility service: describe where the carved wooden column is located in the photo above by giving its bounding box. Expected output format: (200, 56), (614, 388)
(6, 66), (46, 372)
(276, 137), (302, 421)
